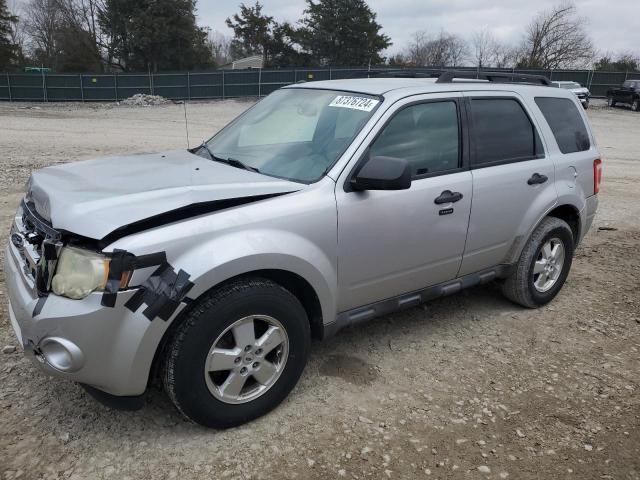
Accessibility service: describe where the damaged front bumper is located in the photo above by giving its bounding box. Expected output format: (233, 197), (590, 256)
(4, 241), (180, 399)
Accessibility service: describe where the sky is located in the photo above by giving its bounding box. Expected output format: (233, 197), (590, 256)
(197, 0), (639, 57)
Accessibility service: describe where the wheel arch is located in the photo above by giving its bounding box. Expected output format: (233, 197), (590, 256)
(546, 204), (581, 244)
(507, 202), (582, 265)
(147, 268), (327, 391)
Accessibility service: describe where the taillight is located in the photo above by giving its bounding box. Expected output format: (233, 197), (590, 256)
(593, 159), (602, 194)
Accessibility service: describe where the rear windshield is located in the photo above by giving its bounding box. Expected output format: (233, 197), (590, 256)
(204, 88), (380, 183)
(535, 97), (590, 154)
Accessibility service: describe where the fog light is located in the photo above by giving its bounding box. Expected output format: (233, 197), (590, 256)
(39, 337), (85, 372)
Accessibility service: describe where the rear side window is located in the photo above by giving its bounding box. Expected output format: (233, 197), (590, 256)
(469, 98), (543, 166)
(535, 97), (590, 154)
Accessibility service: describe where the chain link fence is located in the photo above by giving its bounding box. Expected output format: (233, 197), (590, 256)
(1, 67), (639, 102)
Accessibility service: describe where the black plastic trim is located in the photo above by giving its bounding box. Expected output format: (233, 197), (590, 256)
(81, 384), (145, 411)
(322, 265), (513, 338)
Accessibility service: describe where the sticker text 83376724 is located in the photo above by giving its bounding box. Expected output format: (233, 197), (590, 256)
(328, 96), (380, 112)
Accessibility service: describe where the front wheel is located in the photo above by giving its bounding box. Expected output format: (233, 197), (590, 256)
(607, 96), (616, 108)
(632, 99), (640, 112)
(502, 217), (574, 308)
(162, 278), (310, 428)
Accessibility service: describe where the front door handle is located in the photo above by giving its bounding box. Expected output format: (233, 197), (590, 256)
(527, 173), (548, 185)
(434, 190), (463, 204)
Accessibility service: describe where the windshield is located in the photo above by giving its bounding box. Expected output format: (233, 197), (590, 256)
(204, 88), (380, 183)
(558, 82), (581, 89)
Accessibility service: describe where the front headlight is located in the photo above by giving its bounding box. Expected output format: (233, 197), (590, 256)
(51, 247), (110, 300)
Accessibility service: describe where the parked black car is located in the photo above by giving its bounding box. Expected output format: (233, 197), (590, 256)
(606, 80), (640, 112)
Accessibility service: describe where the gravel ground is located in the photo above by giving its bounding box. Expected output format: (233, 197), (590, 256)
(0, 99), (639, 480)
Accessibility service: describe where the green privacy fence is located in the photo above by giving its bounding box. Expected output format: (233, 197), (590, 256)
(1, 67), (639, 102)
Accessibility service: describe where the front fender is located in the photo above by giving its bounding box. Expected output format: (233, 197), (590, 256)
(176, 229), (337, 324)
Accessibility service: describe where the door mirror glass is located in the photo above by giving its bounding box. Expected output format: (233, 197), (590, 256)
(351, 155), (412, 191)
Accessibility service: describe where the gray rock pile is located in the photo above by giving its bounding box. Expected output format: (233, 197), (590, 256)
(120, 94), (170, 106)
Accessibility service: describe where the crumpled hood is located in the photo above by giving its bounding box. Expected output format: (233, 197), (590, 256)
(28, 150), (302, 240)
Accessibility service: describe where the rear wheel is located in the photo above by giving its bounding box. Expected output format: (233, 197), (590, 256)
(162, 278), (310, 428)
(502, 217), (574, 308)
(632, 99), (640, 112)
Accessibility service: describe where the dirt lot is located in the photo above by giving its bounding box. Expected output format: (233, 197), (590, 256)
(0, 99), (638, 480)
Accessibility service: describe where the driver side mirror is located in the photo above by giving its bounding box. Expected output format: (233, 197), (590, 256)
(350, 155), (412, 191)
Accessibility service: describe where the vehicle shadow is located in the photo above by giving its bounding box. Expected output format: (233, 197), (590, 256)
(39, 280), (518, 436)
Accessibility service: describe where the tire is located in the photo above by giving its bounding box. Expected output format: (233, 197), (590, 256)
(583, 100), (589, 110)
(162, 278), (310, 428)
(607, 96), (616, 108)
(632, 99), (640, 112)
(502, 217), (574, 308)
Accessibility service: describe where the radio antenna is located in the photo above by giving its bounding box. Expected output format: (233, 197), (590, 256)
(183, 100), (190, 149)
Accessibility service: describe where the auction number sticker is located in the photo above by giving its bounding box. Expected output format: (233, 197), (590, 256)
(329, 95), (380, 112)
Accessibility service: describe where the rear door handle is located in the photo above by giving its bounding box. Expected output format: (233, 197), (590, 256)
(527, 173), (548, 185)
(434, 190), (463, 204)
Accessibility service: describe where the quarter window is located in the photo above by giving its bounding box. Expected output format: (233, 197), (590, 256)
(369, 101), (460, 177)
(469, 98), (543, 166)
(535, 97), (590, 154)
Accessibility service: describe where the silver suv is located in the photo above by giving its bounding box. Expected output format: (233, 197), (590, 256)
(5, 72), (601, 428)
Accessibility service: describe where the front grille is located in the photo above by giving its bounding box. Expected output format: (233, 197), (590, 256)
(12, 200), (63, 294)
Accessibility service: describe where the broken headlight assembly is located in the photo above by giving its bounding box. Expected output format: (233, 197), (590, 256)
(51, 247), (128, 300)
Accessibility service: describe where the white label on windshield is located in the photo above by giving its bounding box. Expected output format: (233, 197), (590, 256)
(329, 95), (379, 112)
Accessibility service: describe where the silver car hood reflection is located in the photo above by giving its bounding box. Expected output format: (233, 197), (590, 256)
(28, 149), (302, 240)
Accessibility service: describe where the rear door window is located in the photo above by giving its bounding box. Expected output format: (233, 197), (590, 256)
(469, 98), (543, 166)
(535, 97), (590, 154)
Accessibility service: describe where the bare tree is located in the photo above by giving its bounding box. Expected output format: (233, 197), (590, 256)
(494, 44), (517, 68)
(472, 27), (499, 68)
(7, 0), (26, 56)
(404, 30), (469, 67)
(517, 2), (594, 69)
(23, 0), (61, 67)
(207, 30), (233, 66)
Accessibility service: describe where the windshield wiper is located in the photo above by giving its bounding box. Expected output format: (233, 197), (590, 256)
(198, 142), (260, 173)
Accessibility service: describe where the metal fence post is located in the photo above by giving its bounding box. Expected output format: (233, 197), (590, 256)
(258, 68), (262, 97)
(294, 69), (297, 83)
(79, 74), (84, 102)
(114, 73), (118, 101)
(42, 69), (47, 102)
(6, 73), (11, 102)
(187, 71), (191, 100)
(222, 70), (225, 99)
(329, 68), (332, 80)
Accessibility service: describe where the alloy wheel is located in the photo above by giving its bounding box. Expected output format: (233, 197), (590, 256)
(204, 315), (289, 404)
(532, 238), (565, 293)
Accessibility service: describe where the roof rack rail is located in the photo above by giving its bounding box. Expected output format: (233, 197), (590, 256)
(436, 70), (552, 86)
(348, 69), (442, 79)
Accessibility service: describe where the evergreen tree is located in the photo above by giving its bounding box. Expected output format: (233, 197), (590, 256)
(226, 2), (308, 67)
(225, 2), (272, 60)
(0, 0), (18, 69)
(297, 0), (391, 66)
(99, 0), (212, 71)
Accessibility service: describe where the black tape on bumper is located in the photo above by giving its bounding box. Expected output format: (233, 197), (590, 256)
(32, 295), (47, 317)
(101, 250), (168, 308)
(124, 263), (194, 322)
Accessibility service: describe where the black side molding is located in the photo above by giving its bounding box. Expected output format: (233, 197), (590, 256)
(322, 265), (513, 339)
